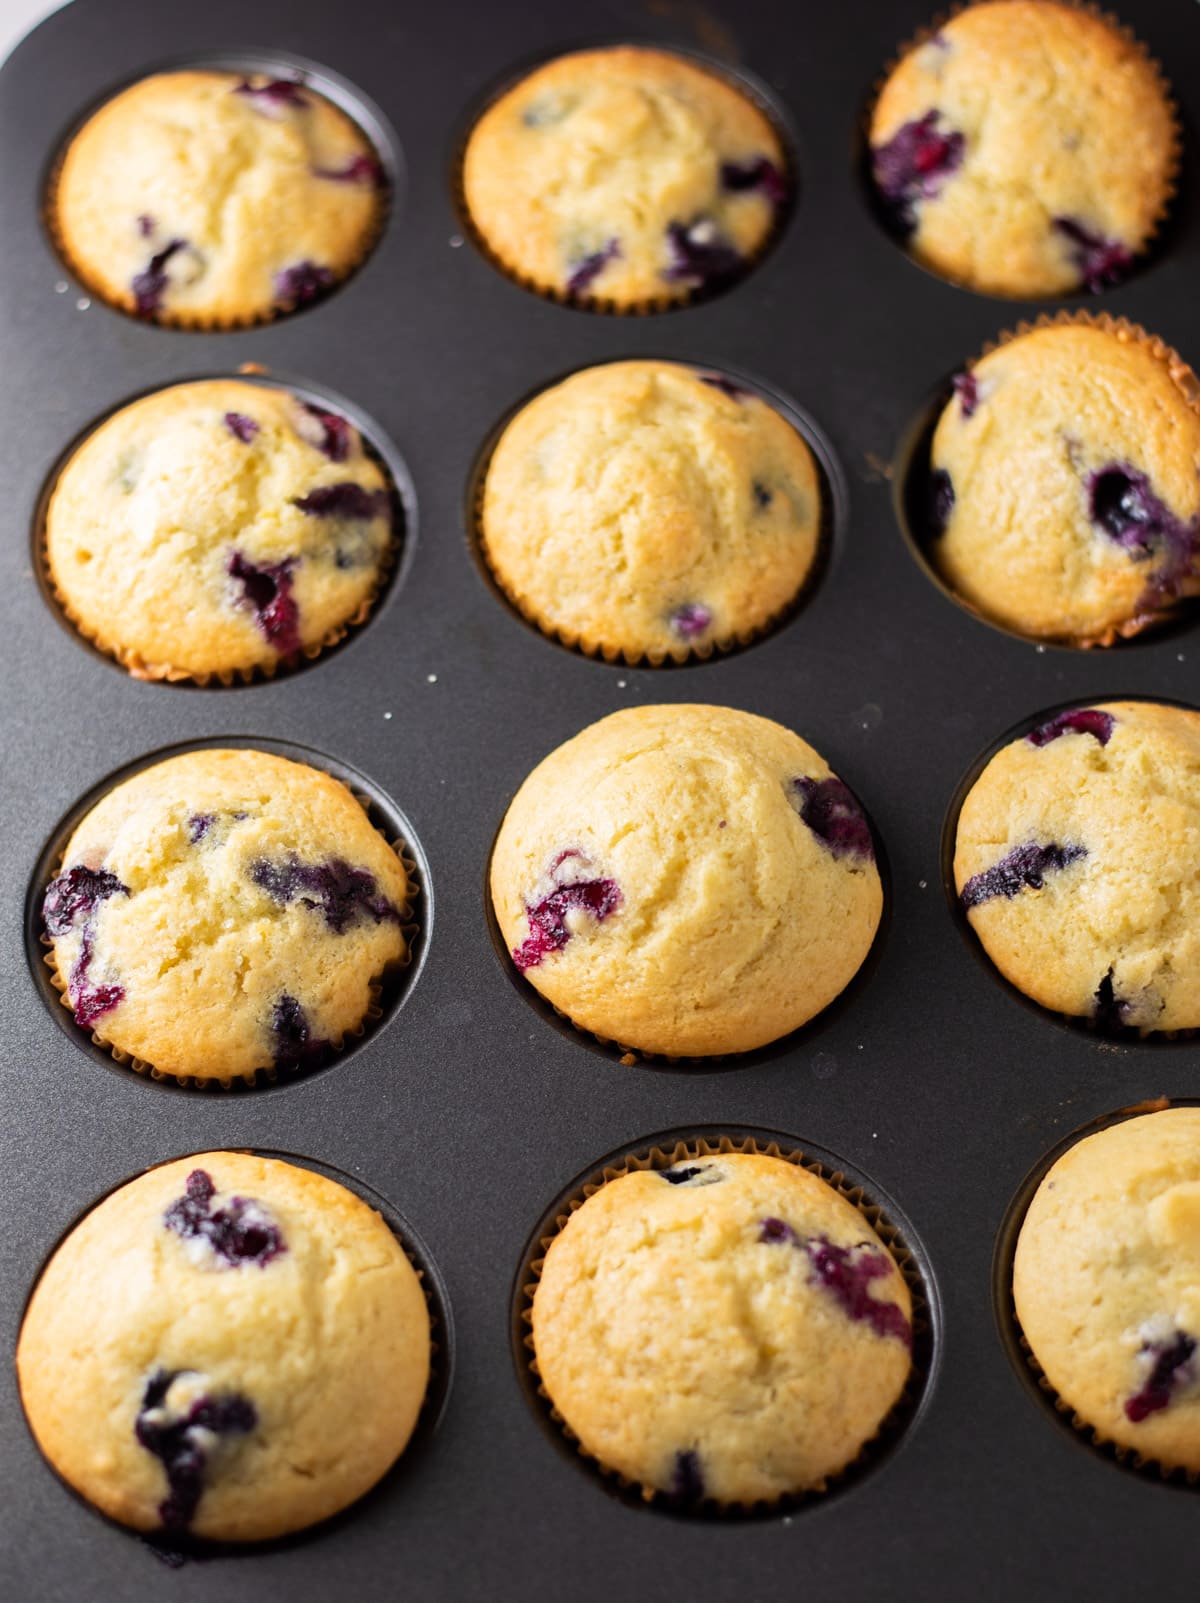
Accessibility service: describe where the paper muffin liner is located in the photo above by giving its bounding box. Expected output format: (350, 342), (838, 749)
(930, 311), (1200, 648)
(517, 1131), (932, 1513)
(470, 396), (826, 668)
(452, 52), (793, 318)
(40, 779), (421, 1091)
(43, 102), (389, 333)
(865, 0), (1181, 298)
(37, 405), (402, 687)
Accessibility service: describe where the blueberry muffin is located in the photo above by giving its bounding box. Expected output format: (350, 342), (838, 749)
(462, 46), (786, 307)
(870, 2), (1176, 297)
(45, 380), (393, 681)
(929, 321), (1200, 645)
(954, 700), (1200, 1032)
(480, 362), (821, 660)
(490, 705), (882, 1056)
(53, 71), (384, 325)
(42, 749), (411, 1083)
(17, 1152), (430, 1540)
(1014, 1107), (1200, 1470)
(532, 1150), (912, 1502)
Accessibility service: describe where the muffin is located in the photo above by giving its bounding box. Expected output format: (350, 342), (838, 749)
(45, 380), (394, 682)
(462, 46), (786, 307)
(1014, 1107), (1200, 1471)
(954, 700), (1200, 1032)
(480, 361), (821, 661)
(17, 1152), (431, 1540)
(490, 705), (882, 1056)
(869, 2), (1176, 297)
(52, 71), (384, 325)
(42, 749), (411, 1083)
(531, 1150), (912, 1503)
(928, 320), (1200, 645)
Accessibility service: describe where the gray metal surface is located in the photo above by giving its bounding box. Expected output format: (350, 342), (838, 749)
(0, 0), (1197, 1597)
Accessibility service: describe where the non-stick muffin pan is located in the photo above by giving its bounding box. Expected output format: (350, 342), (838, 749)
(1, 0), (1198, 1598)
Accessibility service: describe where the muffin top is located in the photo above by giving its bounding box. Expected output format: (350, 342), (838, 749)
(462, 46), (786, 306)
(17, 1152), (430, 1541)
(481, 361), (821, 660)
(532, 1151), (912, 1503)
(54, 71), (384, 324)
(1014, 1108), (1200, 1471)
(490, 705), (882, 1056)
(42, 749), (410, 1083)
(45, 380), (394, 681)
(870, 1), (1175, 297)
(954, 700), (1200, 1032)
(930, 323), (1200, 644)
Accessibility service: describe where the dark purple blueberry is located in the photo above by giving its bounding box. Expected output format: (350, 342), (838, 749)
(299, 402), (353, 463)
(719, 156), (787, 206)
(273, 261), (335, 311)
(872, 111), (965, 234)
(164, 1167), (286, 1268)
(791, 777), (874, 862)
(250, 854), (400, 933)
(69, 929), (125, 1028)
(132, 238), (187, 318)
(271, 993), (329, 1071)
(512, 861), (622, 972)
(233, 77), (308, 112)
(952, 372), (978, 419)
(1092, 968), (1128, 1033)
(227, 551), (301, 657)
(187, 813), (216, 845)
(1053, 217), (1134, 293)
(661, 1166), (705, 1186)
(1126, 1330), (1197, 1423)
(802, 1235), (912, 1345)
(292, 483), (388, 521)
(311, 154), (382, 185)
(566, 238), (621, 297)
(662, 220), (742, 290)
(136, 1369), (257, 1530)
(752, 481), (773, 510)
(697, 373), (752, 402)
(223, 412), (259, 444)
(960, 841), (1086, 909)
(1027, 708), (1115, 748)
(929, 468), (955, 535)
(43, 865), (128, 936)
(668, 1449), (705, 1505)
(137, 213), (155, 238)
(1089, 465), (1174, 557)
(670, 602), (712, 641)
(759, 1216), (798, 1245)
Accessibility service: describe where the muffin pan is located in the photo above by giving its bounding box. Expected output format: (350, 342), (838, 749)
(1, 0), (1199, 1598)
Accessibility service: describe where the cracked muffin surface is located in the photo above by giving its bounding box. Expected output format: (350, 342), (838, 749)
(53, 71), (383, 324)
(532, 1151), (912, 1502)
(954, 701), (1200, 1032)
(870, 1), (1175, 297)
(42, 749), (410, 1082)
(17, 1152), (430, 1540)
(45, 380), (393, 680)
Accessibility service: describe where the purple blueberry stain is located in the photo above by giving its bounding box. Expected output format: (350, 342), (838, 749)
(223, 412), (259, 444)
(790, 777), (874, 862)
(1126, 1330), (1197, 1423)
(566, 237), (621, 297)
(311, 154), (382, 185)
(760, 1222), (910, 1345)
(952, 372), (978, 419)
(132, 238), (188, 318)
(663, 219), (743, 290)
(227, 551), (301, 657)
(872, 110), (965, 234)
(719, 156), (787, 206)
(668, 1449), (705, 1506)
(752, 481), (773, 510)
(1085, 465), (1200, 611)
(697, 373), (752, 402)
(759, 1216), (797, 1245)
(297, 402), (353, 463)
(233, 77), (308, 114)
(273, 261), (335, 312)
(43, 865), (129, 1028)
(292, 483), (388, 521)
(670, 602), (712, 641)
(135, 1368), (257, 1531)
(959, 841), (1086, 909)
(661, 1164), (724, 1187)
(187, 813), (217, 845)
(929, 468), (955, 536)
(1093, 968), (1129, 1033)
(512, 852), (622, 972)
(164, 1169), (285, 1269)
(1027, 708), (1115, 748)
(249, 854), (400, 933)
(136, 213), (155, 238)
(1053, 217), (1134, 293)
(271, 993), (329, 1072)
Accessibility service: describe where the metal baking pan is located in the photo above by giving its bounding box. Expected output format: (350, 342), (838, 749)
(1, 0), (1198, 1597)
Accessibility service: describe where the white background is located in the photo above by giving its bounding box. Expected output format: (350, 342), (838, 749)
(0, 0), (68, 64)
